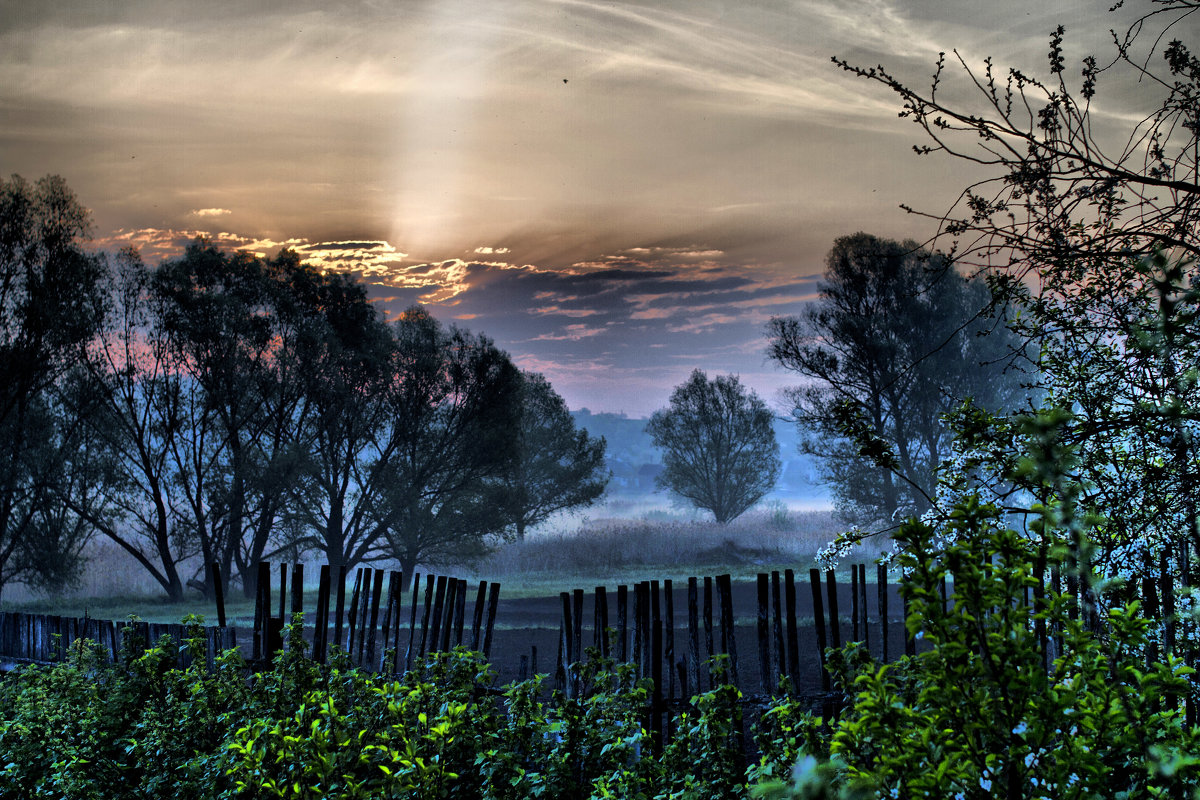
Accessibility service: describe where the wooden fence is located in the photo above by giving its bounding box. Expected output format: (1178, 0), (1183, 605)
(0, 561), (915, 711)
(8, 559), (1127, 695)
(0, 563), (498, 675)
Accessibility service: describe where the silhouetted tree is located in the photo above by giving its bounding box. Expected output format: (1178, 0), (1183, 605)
(503, 371), (608, 541)
(281, 265), (398, 576)
(0, 174), (106, 600)
(151, 242), (312, 598)
(833, 2), (1200, 570)
(646, 369), (780, 524)
(63, 247), (197, 601)
(766, 233), (1024, 529)
(375, 307), (523, 585)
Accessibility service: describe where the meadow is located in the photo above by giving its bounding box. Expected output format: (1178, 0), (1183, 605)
(0, 499), (855, 624)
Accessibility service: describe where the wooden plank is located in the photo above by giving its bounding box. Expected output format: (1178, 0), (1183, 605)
(771, 571), (784, 690)
(785, 568), (799, 692)
(632, 581), (644, 673)
(438, 575), (457, 653)
(291, 563), (304, 619)
(877, 563), (888, 663)
(482, 581), (500, 658)
(265, 617), (283, 662)
(572, 588), (584, 666)
(756, 573), (770, 692)
(825, 569), (841, 650)
(557, 602), (570, 697)
(380, 571), (399, 671)
(417, 574), (435, 660)
(650, 580), (661, 627)
(366, 568), (385, 668)
(595, 585), (610, 657)
(471, 581), (487, 650)
(314, 564), (331, 664)
(716, 574), (738, 687)
(278, 563), (288, 621)
(211, 562), (227, 628)
(255, 561), (271, 661)
(651, 619), (664, 750)
(346, 568), (364, 659)
(687, 577), (701, 694)
(617, 584), (628, 662)
(404, 572), (423, 671)
(702, 575), (715, 690)
(560, 592), (574, 691)
(664, 578), (676, 707)
(809, 568), (829, 693)
(429, 575), (448, 654)
(333, 564), (348, 657)
(850, 564), (859, 641)
(453, 578), (467, 647)
(859, 565), (869, 653)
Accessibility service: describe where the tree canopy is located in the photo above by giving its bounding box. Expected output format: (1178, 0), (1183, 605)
(767, 233), (1026, 530)
(831, 2), (1200, 578)
(0, 174), (106, 600)
(646, 369), (780, 524)
(375, 307), (523, 583)
(503, 371), (608, 541)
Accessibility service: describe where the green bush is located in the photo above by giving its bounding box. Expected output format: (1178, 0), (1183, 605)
(3, 510), (1200, 800)
(757, 496), (1200, 799)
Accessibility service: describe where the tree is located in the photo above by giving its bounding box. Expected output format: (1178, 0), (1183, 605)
(766, 233), (1026, 529)
(503, 371), (608, 541)
(646, 370), (780, 523)
(151, 241), (313, 598)
(375, 307), (523, 584)
(832, 2), (1200, 572)
(63, 247), (197, 601)
(0, 174), (106, 600)
(280, 264), (398, 576)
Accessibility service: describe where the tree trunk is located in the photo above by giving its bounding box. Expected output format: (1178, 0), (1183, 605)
(400, 551), (419, 592)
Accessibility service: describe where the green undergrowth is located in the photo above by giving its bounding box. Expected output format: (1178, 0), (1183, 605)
(3, 498), (1199, 799)
(0, 619), (821, 800)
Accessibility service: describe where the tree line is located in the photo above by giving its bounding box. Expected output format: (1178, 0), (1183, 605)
(0, 179), (607, 602)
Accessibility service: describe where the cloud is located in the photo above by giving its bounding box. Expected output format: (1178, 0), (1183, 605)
(191, 208), (231, 217)
(89, 223), (819, 415)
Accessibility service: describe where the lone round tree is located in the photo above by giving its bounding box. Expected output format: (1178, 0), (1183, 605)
(646, 369), (780, 524)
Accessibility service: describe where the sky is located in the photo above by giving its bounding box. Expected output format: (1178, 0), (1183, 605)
(0, 0), (1126, 415)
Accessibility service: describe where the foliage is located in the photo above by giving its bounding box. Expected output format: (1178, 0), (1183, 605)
(647, 369), (781, 524)
(275, 262), (397, 578)
(502, 371), (609, 541)
(375, 306), (523, 584)
(766, 232), (1026, 531)
(834, 2), (1200, 273)
(0, 631), (806, 799)
(829, 503), (1198, 798)
(6, 502), (1200, 800)
(0, 173), (107, 601)
(833, 1), (1200, 576)
(755, 497), (1200, 799)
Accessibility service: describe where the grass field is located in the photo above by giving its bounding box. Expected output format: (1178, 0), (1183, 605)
(0, 499), (885, 624)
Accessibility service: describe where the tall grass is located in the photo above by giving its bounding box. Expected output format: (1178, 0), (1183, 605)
(3, 499), (875, 616)
(469, 504), (872, 585)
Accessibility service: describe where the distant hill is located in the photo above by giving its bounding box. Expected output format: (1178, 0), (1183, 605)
(571, 409), (830, 507)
